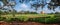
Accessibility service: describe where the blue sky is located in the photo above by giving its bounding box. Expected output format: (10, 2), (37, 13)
(14, 0), (60, 13)
(0, 0), (60, 13)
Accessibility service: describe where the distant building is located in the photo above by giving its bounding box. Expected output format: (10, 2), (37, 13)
(40, 11), (45, 14)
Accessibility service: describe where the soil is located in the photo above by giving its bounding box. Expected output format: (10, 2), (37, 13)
(0, 21), (60, 25)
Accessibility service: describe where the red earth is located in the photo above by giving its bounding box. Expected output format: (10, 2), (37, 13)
(0, 21), (60, 25)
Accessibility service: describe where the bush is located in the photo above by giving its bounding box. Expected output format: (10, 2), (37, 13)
(16, 16), (29, 22)
(0, 17), (6, 21)
(28, 16), (60, 24)
(5, 17), (22, 22)
(45, 18), (56, 24)
(45, 17), (60, 24)
(0, 15), (60, 24)
(5, 17), (12, 22)
(28, 17), (46, 23)
(54, 14), (60, 17)
(0, 10), (3, 17)
(1, 16), (29, 22)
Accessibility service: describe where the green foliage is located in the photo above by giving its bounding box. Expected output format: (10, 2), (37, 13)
(4, 16), (29, 22)
(28, 16), (60, 24)
(0, 10), (2, 14)
(45, 17), (60, 24)
(16, 16), (29, 22)
(30, 12), (38, 14)
(0, 14), (60, 24)
(54, 14), (60, 17)
(0, 10), (2, 17)
(4, 17), (13, 22)
(28, 17), (46, 23)
(2, 0), (8, 5)
(5, 18), (20, 22)
(45, 17), (55, 23)
(17, 11), (38, 14)
(55, 12), (60, 14)
(0, 17), (6, 21)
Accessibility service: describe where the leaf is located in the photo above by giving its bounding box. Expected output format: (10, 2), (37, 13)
(2, 0), (8, 5)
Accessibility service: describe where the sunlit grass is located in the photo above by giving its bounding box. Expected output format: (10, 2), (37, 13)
(1, 14), (54, 18)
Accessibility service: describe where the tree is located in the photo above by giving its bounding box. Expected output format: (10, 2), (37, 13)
(30, 0), (46, 13)
(55, 12), (60, 14)
(51, 0), (60, 6)
(19, 0), (60, 14)
(31, 3), (41, 11)
(47, 0), (60, 14)
(1, 0), (16, 17)
(19, 0), (31, 3)
(47, 1), (58, 11)
(2, 0), (8, 5)
(7, 0), (16, 17)
(0, 0), (4, 17)
(48, 4), (57, 11)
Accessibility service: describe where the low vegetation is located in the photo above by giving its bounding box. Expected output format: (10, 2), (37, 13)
(0, 14), (60, 24)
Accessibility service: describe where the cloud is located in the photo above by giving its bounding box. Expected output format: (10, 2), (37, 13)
(20, 3), (28, 8)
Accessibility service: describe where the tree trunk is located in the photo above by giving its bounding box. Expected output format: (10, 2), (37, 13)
(11, 6), (15, 17)
(41, 6), (44, 14)
(0, 14), (1, 17)
(35, 8), (38, 14)
(0, 10), (1, 17)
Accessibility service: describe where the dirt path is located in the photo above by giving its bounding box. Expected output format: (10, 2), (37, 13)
(0, 21), (60, 25)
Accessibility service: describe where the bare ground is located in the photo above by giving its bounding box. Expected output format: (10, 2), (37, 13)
(0, 21), (60, 25)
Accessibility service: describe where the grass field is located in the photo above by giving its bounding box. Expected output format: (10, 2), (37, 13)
(0, 14), (60, 24)
(1, 14), (54, 18)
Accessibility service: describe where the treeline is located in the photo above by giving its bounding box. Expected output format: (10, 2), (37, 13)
(0, 10), (38, 15)
(17, 11), (38, 14)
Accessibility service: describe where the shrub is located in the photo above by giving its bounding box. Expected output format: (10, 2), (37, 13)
(5, 17), (21, 22)
(45, 18), (56, 24)
(54, 14), (60, 17)
(28, 16), (60, 24)
(28, 17), (46, 23)
(0, 17), (6, 21)
(5, 17), (12, 22)
(2, 16), (29, 22)
(16, 16), (29, 22)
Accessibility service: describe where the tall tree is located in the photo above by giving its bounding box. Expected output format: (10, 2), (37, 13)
(1, 0), (16, 17)
(31, 2), (41, 11)
(7, 0), (16, 17)
(47, 0), (58, 11)
(31, 0), (46, 13)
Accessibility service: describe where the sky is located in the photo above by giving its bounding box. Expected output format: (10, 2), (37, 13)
(0, 0), (60, 13)
(14, 0), (60, 13)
